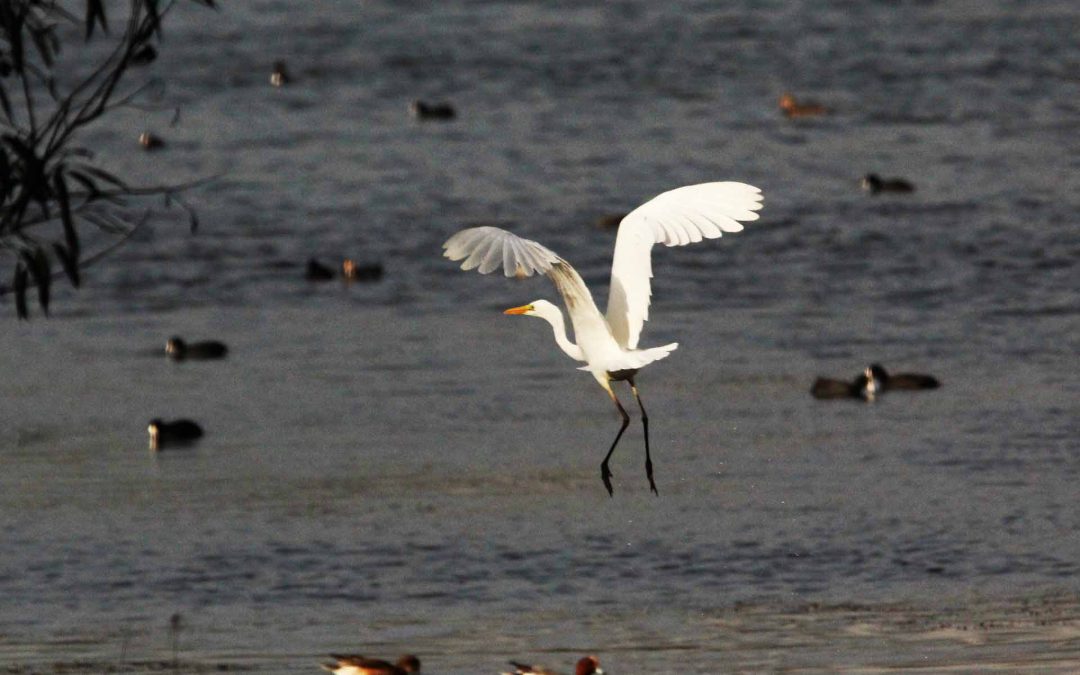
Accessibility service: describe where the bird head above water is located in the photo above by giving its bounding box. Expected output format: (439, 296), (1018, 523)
(165, 336), (186, 357)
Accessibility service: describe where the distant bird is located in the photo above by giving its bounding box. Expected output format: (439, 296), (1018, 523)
(867, 363), (940, 391)
(270, 60), (290, 87)
(779, 92), (828, 118)
(502, 656), (604, 675)
(139, 132), (165, 150)
(131, 44), (158, 66)
(444, 182), (763, 496)
(148, 419), (203, 450)
(812, 363), (940, 400)
(321, 654), (421, 675)
(594, 212), (629, 230)
(409, 99), (456, 120)
(342, 259), (384, 282)
(861, 173), (915, 194)
(306, 258), (336, 281)
(811, 370), (876, 401)
(165, 337), (228, 361)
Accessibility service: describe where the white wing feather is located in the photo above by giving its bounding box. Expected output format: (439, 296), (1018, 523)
(443, 226), (560, 278)
(606, 182), (763, 349)
(442, 226), (602, 319)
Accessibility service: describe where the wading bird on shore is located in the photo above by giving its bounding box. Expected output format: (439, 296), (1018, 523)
(443, 182), (763, 496)
(321, 654), (421, 675)
(502, 655), (603, 675)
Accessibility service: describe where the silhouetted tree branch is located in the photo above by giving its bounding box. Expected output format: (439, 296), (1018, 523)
(0, 0), (214, 318)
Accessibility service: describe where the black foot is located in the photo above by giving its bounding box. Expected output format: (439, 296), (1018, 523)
(646, 459), (658, 496)
(601, 462), (614, 497)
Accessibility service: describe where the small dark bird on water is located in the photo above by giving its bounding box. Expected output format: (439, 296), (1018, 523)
(139, 132), (165, 150)
(502, 655), (604, 675)
(165, 337), (228, 361)
(812, 363), (940, 401)
(148, 419), (204, 450)
(131, 44), (158, 66)
(306, 258), (336, 281)
(342, 258), (384, 282)
(409, 99), (456, 120)
(270, 60), (290, 87)
(779, 92), (828, 118)
(594, 213), (628, 230)
(321, 654), (421, 675)
(861, 173), (915, 194)
(866, 363), (940, 390)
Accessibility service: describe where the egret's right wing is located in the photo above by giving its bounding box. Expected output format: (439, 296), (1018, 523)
(606, 182), (763, 349)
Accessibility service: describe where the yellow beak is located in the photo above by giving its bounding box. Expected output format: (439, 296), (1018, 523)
(503, 304), (533, 315)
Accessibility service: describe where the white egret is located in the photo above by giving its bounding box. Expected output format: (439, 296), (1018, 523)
(443, 182), (763, 496)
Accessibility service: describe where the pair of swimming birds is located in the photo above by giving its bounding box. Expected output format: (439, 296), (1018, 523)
(812, 363), (940, 401)
(321, 653), (602, 675)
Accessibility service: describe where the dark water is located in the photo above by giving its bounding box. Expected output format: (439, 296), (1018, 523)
(1, 1), (1078, 672)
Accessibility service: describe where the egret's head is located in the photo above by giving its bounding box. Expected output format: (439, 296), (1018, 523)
(503, 299), (556, 318)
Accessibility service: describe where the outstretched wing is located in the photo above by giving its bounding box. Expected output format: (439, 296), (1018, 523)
(442, 226), (560, 278)
(443, 226), (600, 314)
(606, 182), (763, 349)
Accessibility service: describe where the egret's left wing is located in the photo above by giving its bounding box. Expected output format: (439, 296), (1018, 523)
(606, 182), (763, 349)
(442, 226), (560, 278)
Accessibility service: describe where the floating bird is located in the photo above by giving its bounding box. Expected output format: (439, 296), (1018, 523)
(444, 182), (763, 496)
(342, 258), (384, 282)
(811, 370), (875, 401)
(409, 99), (456, 120)
(306, 258), (336, 281)
(860, 173), (915, 194)
(812, 363), (940, 400)
(594, 212), (629, 230)
(165, 337), (228, 361)
(502, 655), (603, 675)
(131, 44), (158, 66)
(321, 654), (421, 675)
(779, 92), (828, 118)
(867, 363), (940, 391)
(148, 419), (204, 450)
(270, 60), (290, 87)
(139, 132), (165, 150)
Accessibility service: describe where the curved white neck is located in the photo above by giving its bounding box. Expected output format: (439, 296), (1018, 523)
(537, 306), (586, 362)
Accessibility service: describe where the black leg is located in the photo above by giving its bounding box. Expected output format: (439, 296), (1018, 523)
(601, 387), (630, 497)
(628, 379), (657, 495)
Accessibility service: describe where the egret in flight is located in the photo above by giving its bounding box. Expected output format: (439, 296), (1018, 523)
(443, 182), (763, 496)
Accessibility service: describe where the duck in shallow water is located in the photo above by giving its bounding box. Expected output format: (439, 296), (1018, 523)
(409, 99), (456, 120)
(861, 173), (915, 194)
(779, 92), (828, 118)
(270, 60), (290, 87)
(502, 656), (603, 675)
(138, 131), (165, 150)
(148, 419), (203, 450)
(866, 363), (940, 391)
(321, 654), (420, 675)
(165, 337), (228, 360)
(342, 258), (384, 282)
(305, 258), (336, 281)
(811, 363), (940, 400)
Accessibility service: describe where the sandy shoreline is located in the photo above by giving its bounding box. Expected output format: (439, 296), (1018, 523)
(3, 592), (1079, 674)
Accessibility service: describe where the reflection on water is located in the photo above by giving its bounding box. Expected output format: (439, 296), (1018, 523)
(1, 0), (1078, 672)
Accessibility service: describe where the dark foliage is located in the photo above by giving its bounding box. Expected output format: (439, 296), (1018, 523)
(0, 0), (214, 318)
